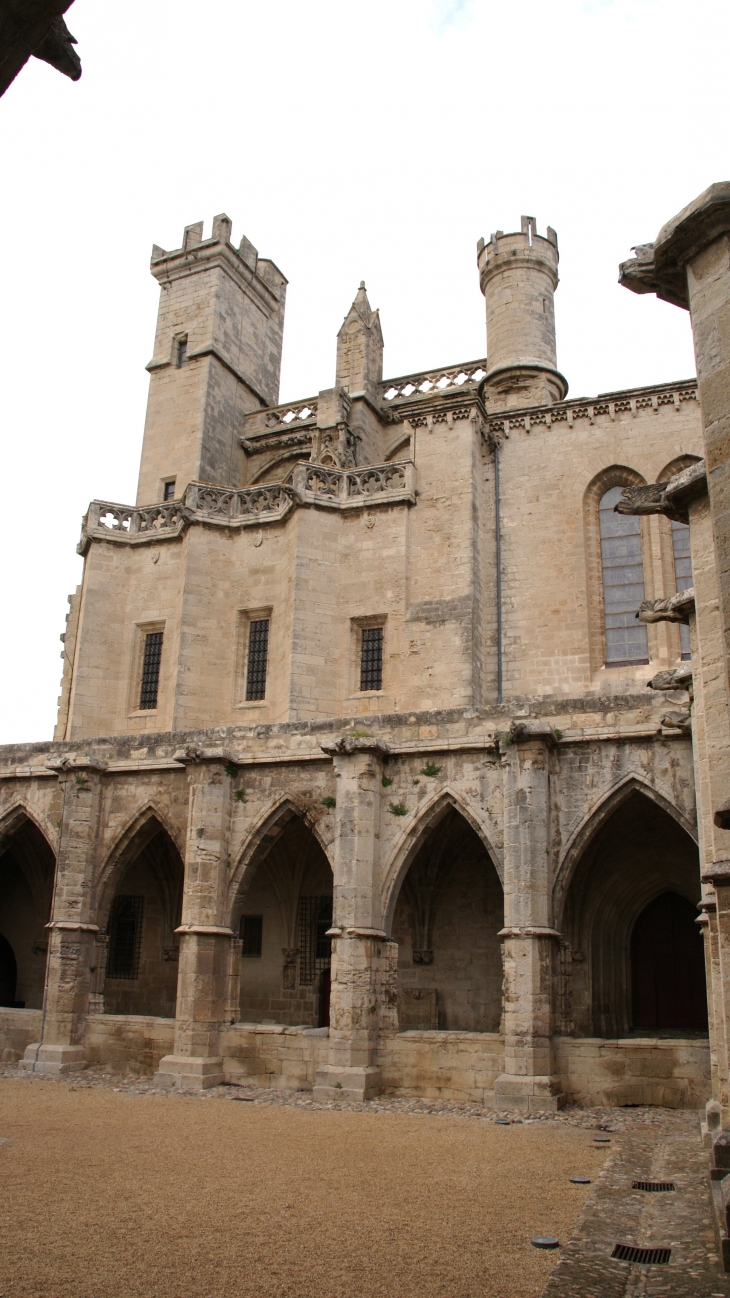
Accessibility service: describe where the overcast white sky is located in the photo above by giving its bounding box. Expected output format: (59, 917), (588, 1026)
(0, 0), (726, 744)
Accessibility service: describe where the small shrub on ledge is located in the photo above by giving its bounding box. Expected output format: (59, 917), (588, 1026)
(389, 802), (408, 816)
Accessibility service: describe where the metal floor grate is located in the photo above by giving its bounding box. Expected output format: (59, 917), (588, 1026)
(631, 1180), (675, 1192)
(611, 1244), (671, 1265)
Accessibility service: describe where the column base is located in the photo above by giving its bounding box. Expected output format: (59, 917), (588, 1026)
(19, 1044), (86, 1076)
(313, 1065), (382, 1102)
(494, 1073), (565, 1113)
(153, 1054), (224, 1090)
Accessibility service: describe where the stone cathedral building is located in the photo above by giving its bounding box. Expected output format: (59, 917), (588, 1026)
(0, 208), (714, 1112)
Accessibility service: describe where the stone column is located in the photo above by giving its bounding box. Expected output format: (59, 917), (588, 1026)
(21, 758), (106, 1075)
(155, 747), (237, 1089)
(620, 185), (730, 774)
(314, 736), (389, 1102)
(495, 722), (564, 1112)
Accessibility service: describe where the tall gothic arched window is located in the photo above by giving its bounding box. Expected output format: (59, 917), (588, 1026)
(598, 486), (649, 666)
(671, 519), (692, 660)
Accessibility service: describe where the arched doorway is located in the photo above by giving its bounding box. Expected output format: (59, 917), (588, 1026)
(233, 815), (333, 1027)
(0, 817), (55, 1009)
(102, 820), (183, 1018)
(631, 892), (707, 1031)
(391, 808), (504, 1031)
(0, 934), (18, 1007)
(562, 790), (704, 1037)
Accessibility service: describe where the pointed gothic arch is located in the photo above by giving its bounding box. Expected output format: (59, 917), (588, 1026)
(560, 784), (703, 1038)
(554, 773), (697, 928)
(0, 805), (56, 1009)
(381, 788), (503, 931)
(228, 800), (333, 1028)
(96, 806), (184, 1018)
(227, 795), (333, 926)
(384, 791), (504, 1033)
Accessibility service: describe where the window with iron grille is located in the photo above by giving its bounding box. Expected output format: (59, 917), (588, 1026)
(671, 519), (692, 660)
(599, 487), (649, 666)
(106, 895), (144, 979)
(245, 618), (269, 701)
(297, 896), (332, 986)
(176, 337), (187, 368)
(240, 914), (263, 957)
(360, 625), (383, 691)
(163, 479), (176, 501)
(139, 631), (163, 709)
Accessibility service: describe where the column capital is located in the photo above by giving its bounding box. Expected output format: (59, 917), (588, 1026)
(505, 719), (559, 748)
(175, 924), (235, 936)
(702, 859), (730, 884)
(45, 756), (107, 775)
(172, 746), (239, 768)
(46, 921), (100, 933)
(321, 735), (390, 758)
(499, 926), (563, 940)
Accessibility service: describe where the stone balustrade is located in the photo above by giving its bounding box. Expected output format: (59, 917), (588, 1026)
(78, 461), (416, 552)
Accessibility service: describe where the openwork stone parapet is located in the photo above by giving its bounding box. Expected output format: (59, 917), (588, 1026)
(78, 461), (416, 553)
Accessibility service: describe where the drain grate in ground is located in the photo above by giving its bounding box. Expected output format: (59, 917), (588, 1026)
(632, 1180), (676, 1192)
(611, 1244), (671, 1265)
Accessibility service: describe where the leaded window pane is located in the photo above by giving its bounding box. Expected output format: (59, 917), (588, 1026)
(139, 632), (163, 709)
(671, 519), (692, 660)
(360, 626), (383, 691)
(245, 619), (269, 701)
(107, 895), (144, 979)
(599, 486), (648, 665)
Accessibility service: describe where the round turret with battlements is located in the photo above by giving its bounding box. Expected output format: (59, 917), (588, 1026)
(477, 215), (567, 410)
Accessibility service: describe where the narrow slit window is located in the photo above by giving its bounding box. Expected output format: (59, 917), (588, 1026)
(163, 479), (176, 501)
(360, 625), (383, 691)
(671, 519), (692, 660)
(176, 337), (187, 368)
(139, 631), (163, 709)
(240, 915), (263, 957)
(245, 618), (269, 701)
(599, 486), (649, 666)
(106, 895), (144, 979)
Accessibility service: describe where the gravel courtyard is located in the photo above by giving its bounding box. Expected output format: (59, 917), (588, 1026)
(0, 1075), (611, 1298)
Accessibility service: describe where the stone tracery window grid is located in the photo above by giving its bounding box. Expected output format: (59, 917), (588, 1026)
(598, 486), (649, 667)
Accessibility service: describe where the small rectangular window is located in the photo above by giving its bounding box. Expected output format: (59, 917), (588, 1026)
(297, 896), (332, 986)
(139, 631), (163, 710)
(107, 895), (144, 979)
(360, 625), (383, 691)
(245, 618), (269, 701)
(163, 479), (176, 501)
(176, 338), (187, 368)
(240, 915), (263, 957)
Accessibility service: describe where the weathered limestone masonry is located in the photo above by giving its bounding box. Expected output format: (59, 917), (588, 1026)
(620, 183), (730, 1265)
(0, 212), (712, 1121)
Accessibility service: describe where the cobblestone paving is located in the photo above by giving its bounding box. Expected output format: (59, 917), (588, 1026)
(540, 1112), (729, 1298)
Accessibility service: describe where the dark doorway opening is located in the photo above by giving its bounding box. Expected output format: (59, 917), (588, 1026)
(319, 967), (331, 1028)
(0, 933), (18, 1007)
(631, 891), (707, 1031)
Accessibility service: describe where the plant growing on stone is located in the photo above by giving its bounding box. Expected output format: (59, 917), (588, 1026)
(381, 775), (393, 787)
(389, 802), (408, 816)
(321, 796), (336, 809)
(420, 761), (442, 778)
(233, 789), (247, 803)
(224, 761), (239, 778)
